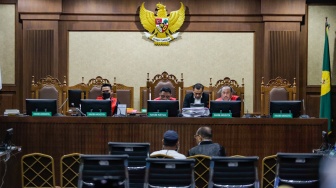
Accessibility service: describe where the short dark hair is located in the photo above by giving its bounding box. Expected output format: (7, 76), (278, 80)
(101, 83), (112, 90)
(193, 83), (204, 91)
(160, 87), (172, 94)
(196, 126), (212, 139)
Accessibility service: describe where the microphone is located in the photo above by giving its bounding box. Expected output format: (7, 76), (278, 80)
(58, 98), (68, 110)
(75, 108), (86, 116)
(299, 99), (310, 118)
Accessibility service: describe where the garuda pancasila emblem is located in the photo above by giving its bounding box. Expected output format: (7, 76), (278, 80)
(139, 2), (185, 46)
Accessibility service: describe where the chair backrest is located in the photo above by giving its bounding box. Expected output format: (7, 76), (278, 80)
(144, 158), (195, 188)
(60, 153), (81, 188)
(208, 156), (259, 188)
(113, 77), (134, 108)
(187, 155), (211, 188)
(77, 154), (129, 188)
(140, 86), (148, 110)
(181, 85), (210, 108)
(21, 153), (56, 188)
(85, 76), (112, 99)
(261, 76), (296, 116)
(108, 142), (150, 187)
(209, 77), (245, 116)
(146, 71), (184, 102)
(31, 75), (67, 114)
(261, 155), (277, 188)
(150, 154), (175, 159)
(274, 153), (323, 188)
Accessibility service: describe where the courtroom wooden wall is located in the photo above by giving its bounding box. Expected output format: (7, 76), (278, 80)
(0, 0), (335, 132)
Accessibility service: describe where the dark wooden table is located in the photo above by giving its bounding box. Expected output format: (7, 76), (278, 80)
(0, 116), (327, 187)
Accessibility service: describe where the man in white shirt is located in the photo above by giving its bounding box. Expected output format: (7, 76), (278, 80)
(150, 130), (186, 159)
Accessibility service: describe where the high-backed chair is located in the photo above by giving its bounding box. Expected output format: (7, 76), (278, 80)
(60, 153), (81, 188)
(21, 153), (56, 188)
(187, 155), (211, 188)
(274, 153), (323, 188)
(144, 158), (195, 188)
(181, 84), (210, 108)
(85, 76), (112, 99)
(209, 77), (244, 116)
(113, 77), (134, 108)
(261, 155), (277, 188)
(139, 86), (149, 110)
(31, 75), (67, 114)
(208, 156), (259, 188)
(108, 142), (150, 188)
(261, 77), (296, 116)
(77, 154), (129, 188)
(146, 71), (184, 106)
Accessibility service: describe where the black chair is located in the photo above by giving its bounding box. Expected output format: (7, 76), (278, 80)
(77, 154), (129, 188)
(144, 158), (196, 188)
(274, 152), (323, 188)
(208, 156), (259, 188)
(108, 142), (150, 188)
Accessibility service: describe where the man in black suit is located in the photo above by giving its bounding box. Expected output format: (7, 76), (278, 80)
(182, 83), (209, 108)
(188, 126), (226, 156)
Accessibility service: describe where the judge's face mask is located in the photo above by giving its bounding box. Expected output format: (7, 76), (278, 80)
(102, 92), (111, 99)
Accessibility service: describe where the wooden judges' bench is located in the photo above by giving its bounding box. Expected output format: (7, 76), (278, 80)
(0, 116), (327, 187)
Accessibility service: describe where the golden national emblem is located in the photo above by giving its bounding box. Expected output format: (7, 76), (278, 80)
(139, 2), (185, 46)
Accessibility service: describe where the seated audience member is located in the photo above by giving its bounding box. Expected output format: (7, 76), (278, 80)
(154, 87), (177, 100)
(188, 126), (225, 156)
(96, 83), (120, 115)
(150, 130), (186, 159)
(183, 83), (209, 108)
(215, 86), (240, 101)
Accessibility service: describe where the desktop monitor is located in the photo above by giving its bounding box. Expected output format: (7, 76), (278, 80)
(68, 90), (83, 108)
(26, 99), (58, 116)
(190, 103), (204, 108)
(270, 100), (302, 118)
(147, 100), (180, 117)
(80, 99), (112, 116)
(209, 101), (241, 117)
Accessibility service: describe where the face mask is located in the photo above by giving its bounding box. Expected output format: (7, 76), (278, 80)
(102, 92), (111, 99)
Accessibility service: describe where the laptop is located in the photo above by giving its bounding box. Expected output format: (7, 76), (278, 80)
(190, 103), (204, 108)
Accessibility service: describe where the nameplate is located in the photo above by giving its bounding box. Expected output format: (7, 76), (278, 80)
(141, 109), (147, 113)
(212, 113), (232, 118)
(87, 112), (107, 117)
(272, 113), (293, 118)
(147, 112), (168, 118)
(32, 112), (52, 117)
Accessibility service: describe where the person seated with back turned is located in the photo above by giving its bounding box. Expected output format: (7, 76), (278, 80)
(183, 83), (209, 108)
(96, 83), (120, 115)
(188, 126), (226, 156)
(154, 87), (177, 100)
(215, 86), (240, 101)
(150, 130), (186, 159)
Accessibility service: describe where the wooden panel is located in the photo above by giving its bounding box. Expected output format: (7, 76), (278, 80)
(24, 30), (54, 80)
(62, 0), (261, 15)
(18, 0), (61, 13)
(269, 31), (298, 80)
(0, 117), (327, 187)
(261, 0), (305, 15)
(0, 93), (16, 114)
